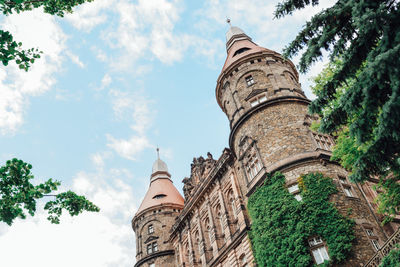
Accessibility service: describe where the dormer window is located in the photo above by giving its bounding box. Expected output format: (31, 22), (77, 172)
(245, 75), (255, 86)
(153, 194), (166, 199)
(233, 47), (250, 57)
(249, 94), (267, 107)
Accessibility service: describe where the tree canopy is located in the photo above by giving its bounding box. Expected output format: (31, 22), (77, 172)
(275, 0), (400, 183)
(0, 158), (99, 225)
(0, 0), (93, 70)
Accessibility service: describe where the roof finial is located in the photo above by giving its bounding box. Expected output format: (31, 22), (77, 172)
(156, 147), (160, 159)
(226, 18), (232, 27)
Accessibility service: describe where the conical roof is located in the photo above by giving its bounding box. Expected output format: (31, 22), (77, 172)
(222, 25), (272, 72)
(135, 156), (184, 216)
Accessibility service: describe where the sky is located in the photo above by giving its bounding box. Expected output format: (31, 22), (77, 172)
(0, 0), (332, 266)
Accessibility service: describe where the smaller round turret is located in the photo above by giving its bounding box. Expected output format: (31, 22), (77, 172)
(132, 152), (184, 267)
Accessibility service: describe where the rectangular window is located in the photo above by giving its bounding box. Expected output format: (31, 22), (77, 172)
(309, 237), (323, 247)
(153, 242), (158, 252)
(246, 155), (262, 180)
(311, 247), (330, 265)
(366, 229), (375, 236)
(343, 187), (354, 197)
(288, 184), (299, 193)
(148, 224), (154, 234)
(312, 132), (334, 151)
(294, 194), (303, 201)
(288, 183), (302, 201)
(245, 76), (255, 86)
(250, 94), (267, 107)
(371, 239), (380, 251)
(147, 244), (152, 254)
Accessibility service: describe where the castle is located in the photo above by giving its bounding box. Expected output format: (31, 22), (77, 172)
(131, 25), (400, 267)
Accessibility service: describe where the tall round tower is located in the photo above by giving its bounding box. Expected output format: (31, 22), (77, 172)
(132, 154), (184, 267)
(215, 25), (389, 266)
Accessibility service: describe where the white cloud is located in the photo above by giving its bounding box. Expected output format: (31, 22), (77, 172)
(65, 0), (113, 32)
(106, 90), (154, 160)
(107, 134), (151, 161)
(96, 73), (112, 91)
(66, 51), (85, 68)
(91, 46), (108, 62)
(0, 9), (67, 134)
(0, 163), (138, 267)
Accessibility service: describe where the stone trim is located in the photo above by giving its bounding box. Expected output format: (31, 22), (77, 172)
(134, 250), (174, 267)
(245, 150), (333, 197)
(207, 227), (249, 266)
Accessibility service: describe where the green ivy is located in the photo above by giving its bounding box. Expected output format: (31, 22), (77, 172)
(248, 172), (355, 267)
(379, 244), (400, 267)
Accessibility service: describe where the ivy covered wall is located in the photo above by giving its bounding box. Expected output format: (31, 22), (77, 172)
(248, 172), (355, 266)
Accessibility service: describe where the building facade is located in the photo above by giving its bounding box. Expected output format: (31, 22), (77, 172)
(132, 26), (399, 267)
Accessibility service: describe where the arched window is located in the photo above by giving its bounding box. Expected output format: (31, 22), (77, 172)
(228, 189), (236, 219)
(239, 253), (248, 267)
(233, 47), (250, 57)
(205, 217), (212, 244)
(215, 204), (224, 233)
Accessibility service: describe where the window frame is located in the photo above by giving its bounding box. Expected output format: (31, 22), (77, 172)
(249, 93), (267, 107)
(245, 75), (255, 87)
(308, 237), (330, 265)
(148, 224), (154, 234)
(287, 182), (302, 201)
(338, 175), (357, 198)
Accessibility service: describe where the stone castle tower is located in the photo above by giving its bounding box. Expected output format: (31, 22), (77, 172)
(132, 25), (399, 267)
(132, 153), (184, 267)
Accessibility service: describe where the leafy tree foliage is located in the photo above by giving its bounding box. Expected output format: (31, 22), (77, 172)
(0, 0), (94, 70)
(310, 59), (400, 222)
(275, 0), (400, 185)
(0, 158), (99, 225)
(248, 172), (354, 267)
(379, 244), (400, 267)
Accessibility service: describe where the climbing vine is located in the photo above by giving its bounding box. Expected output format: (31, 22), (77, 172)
(248, 172), (354, 267)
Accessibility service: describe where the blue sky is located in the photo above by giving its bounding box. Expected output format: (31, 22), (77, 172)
(0, 0), (331, 266)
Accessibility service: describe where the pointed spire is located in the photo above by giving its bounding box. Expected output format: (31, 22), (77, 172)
(156, 147), (160, 159)
(226, 18), (232, 27)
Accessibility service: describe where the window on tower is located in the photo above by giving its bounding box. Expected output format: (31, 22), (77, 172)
(245, 153), (262, 180)
(338, 176), (356, 198)
(233, 47), (251, 57)
(312, 132), (334, 151)
(308, 237), (330, 265)
(287, 183), (302, 201)
(147, 242), (158, 254)
(249, 93), (267, 107)
(148, 224), (154, 234)
(245, 75), (255, 86)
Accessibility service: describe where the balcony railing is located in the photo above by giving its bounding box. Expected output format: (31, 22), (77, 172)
(364, 227), (400, 267)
